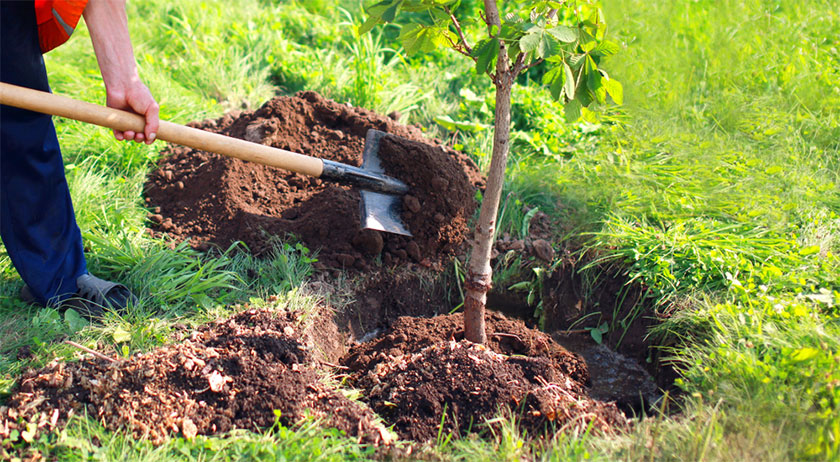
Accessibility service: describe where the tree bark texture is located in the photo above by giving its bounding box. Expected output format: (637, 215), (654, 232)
(464, 0), (512, 344)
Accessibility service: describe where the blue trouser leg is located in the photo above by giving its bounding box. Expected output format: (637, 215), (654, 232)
(0, 2), (87, 306)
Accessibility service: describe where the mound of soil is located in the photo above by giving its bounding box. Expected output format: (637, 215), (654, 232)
(144, 91), (483, 269)
(341, 312), (627, 442)
(0, 309), (387, 446)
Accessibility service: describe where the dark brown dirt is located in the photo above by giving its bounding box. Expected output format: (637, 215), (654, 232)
(332, 269), (454, 341)
(340, 312), (627, 442)
(541, 258), (679, 392)
(0, 308), (388, 447)
(144, 91), (482, 269)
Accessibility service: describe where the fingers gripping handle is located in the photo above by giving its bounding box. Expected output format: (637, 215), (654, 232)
(0, 82), (324, 177)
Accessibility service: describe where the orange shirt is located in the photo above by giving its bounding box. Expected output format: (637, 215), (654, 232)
(34, 0), (88, 53)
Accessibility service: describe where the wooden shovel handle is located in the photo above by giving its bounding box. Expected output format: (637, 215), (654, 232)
(0, 82), (324, 177)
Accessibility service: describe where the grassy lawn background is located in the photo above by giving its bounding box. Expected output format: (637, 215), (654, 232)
(1, 0), (838, 460)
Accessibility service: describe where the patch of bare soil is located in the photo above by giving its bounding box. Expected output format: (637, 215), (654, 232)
(144, 91), (482, 270)
(541, 259), (679, 395)
(0, 309), (387, 447)
(331, 269), (454, 340)
(341, 312), (627, 442)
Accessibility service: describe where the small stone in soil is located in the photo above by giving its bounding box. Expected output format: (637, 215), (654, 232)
(405, 241), (421, 262)
(403, 195), (421, 213)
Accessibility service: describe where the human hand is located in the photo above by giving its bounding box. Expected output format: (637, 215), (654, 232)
(105, 79), (159, 144)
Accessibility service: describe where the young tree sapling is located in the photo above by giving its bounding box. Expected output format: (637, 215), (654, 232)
(361, 0), (622, 342)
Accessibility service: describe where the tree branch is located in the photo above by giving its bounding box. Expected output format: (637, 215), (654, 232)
(483, 0), (501, 34)
(65, 340), (118, 363)
(512, 52), (527, 75)
(445, 33), (475, 60)
(523, 58), (544, 72)
(444, 6), (472, 55)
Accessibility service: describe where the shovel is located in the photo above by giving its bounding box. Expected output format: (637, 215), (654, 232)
(0, 82), (412, 236)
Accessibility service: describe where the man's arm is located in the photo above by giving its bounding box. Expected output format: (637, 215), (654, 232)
(83, 0), (158, 144)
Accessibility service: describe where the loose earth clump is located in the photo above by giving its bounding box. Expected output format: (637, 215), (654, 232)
(144, 91), (482, 269)
(0, 308), (387, 446)
(341, 312), (627, 442)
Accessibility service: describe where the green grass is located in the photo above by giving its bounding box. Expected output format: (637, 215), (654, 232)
(17, 412), (374, 461)
(2, 0), (839, 460)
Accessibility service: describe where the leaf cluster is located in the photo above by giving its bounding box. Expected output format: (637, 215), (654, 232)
(360, 0), (622, 118)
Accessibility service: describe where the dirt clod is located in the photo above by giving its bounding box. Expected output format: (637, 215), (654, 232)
(403, 195), (421, 213)
(532, 239), (555, 262)
(352, 229), (384, 256)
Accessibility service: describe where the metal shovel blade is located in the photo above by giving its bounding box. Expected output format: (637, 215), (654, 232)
(359, 129), (412, 236)
(360, 190), (411, 236)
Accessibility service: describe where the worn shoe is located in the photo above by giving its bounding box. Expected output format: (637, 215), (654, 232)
(19, 274), (137, 321)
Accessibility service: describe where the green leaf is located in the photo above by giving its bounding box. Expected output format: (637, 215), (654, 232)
(567, 54), (585, 69)
(519, 26), (558, 59)
(542, 65), (565, 100)
(519, 28), (540, 53)
(592, 39), (620, 57)
(472, 38), (499, 75)
(64, 308), (88, 333)
(564, 99), (582, 121)
(603, 77), (623, 104)
(593, 79), (607, 104)
(434, 115), (488, 132)
(358, 15), (381, 35)
(790, 347), (819, 363)
(547, 25), (578, 43)
(577, 86), (593, 107)
(581, 106), (599, 123)
(590, 327), (603, 344)
(508, 281), (532, 291)
(584, 56), (606, 103)
(112, 327), (131, 343)
(381, 0), (402, 22)
(563, 62), (575, 99)
(580, 30), (598, 52)
(365, 0), (394, 19)
(399, 23), (440, 55)
(585, 55), (600, 88)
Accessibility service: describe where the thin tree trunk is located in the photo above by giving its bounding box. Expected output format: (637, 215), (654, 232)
(464, 0), (512, 344)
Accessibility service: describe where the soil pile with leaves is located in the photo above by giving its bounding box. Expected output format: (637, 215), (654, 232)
(144, 91), (483, 269)
(0, 309), (387, 446)
(341, 312), (627, 442)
